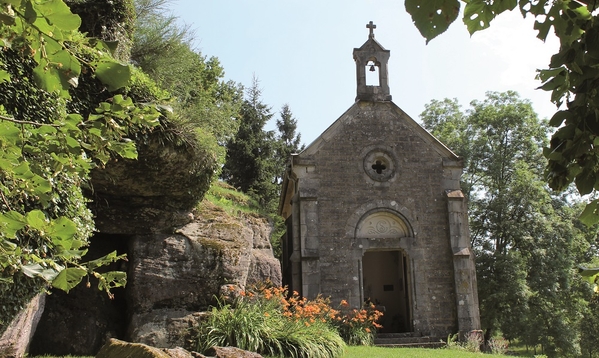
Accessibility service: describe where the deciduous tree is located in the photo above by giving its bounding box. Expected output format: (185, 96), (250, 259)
(421, 91), (595, 356)
(406, 0), (599, 225)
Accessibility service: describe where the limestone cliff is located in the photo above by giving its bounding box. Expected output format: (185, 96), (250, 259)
(29, 132), (282, 356)
(127, 202), (282, 348)
(30, 197), (281, 356)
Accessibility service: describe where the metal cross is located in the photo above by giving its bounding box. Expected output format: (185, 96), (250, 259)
(366, 21), (376, 38)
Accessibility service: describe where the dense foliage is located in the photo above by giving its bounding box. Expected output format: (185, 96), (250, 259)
(221, 78), (278, 208)
(131, 0), (243, 155)
(421, 91), (598, 357)
(221, 80), (303, 212)
(406, 0), (599, 225)
(0, 0), (226, 332)
(0, 0), (154, 329)
(274, 104), (305, 184)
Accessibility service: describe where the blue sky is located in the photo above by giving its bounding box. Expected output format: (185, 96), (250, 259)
(171, 0), (560, 145)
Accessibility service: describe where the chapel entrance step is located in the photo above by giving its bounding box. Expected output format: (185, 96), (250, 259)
(374, 333), (445, 348)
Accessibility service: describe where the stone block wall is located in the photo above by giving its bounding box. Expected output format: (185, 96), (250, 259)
(283, 100), (480, 337)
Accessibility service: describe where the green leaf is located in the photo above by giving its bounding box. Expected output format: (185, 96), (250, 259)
(96, 270), (127, 291)
(575, 168), (596, 196)
(579, 199), (599, 226)
(52, 267), (87, 293)
(25, 210), (47, 231)
(463, 0), (496, 34)
(94, 61), (131, 91)
(21, 262), (57, 281)
(33, 62), (66, 94)
(47, 216), (77, 242)
(30, 173), (52, 194)
(549, 110), (572, 127)
(84, 250), (125, 272)
(111, 140), (138, 159)
(0, 239), (17, 252)
(95, 40), (119, 56)
(0, 211), (26, 237)
(46, 48), (81, 79)
(0, 121), (21, 143)
(405, 0), (460, 43)
(40, 268), (60, 281)
(0, 69), (10, 84)
(580, 267), (599, 276)
(56, 248), (87, 261)
(33, 0), (81, 31)
(22, 263), (44, 278)
(543, 146), (562, 161)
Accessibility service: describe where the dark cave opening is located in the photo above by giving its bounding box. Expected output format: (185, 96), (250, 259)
(29, 233), (132, 356)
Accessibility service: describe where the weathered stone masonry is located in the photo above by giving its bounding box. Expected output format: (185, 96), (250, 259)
(279, 23), (480, 338)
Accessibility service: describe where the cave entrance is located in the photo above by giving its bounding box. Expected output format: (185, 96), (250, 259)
(29, 233), (132, 356)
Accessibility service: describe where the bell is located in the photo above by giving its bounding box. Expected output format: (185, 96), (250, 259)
(369, 64), (376, 72)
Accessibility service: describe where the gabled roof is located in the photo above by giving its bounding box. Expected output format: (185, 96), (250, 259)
(298, 100), (460, 160)
(354, 36), (388, 53)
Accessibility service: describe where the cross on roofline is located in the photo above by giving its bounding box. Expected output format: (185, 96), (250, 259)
(367, 21), (376, 38)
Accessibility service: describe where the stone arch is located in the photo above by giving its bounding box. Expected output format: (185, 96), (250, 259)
(345, 200), (416, 242)
(352, 208), (415, 333)
(365, 56), (381, 86)
(356, 210), (411, 239)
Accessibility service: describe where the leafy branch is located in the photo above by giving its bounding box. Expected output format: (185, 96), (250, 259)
(0, 114), (60, 127)
(0, 0), (160, 308)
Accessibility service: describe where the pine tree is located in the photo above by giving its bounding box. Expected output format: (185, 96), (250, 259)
(274, 104), (304, 183)
(221, 77), (278, 208)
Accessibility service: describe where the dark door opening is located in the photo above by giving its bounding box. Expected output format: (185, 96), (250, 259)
(362, 250), (412, 333)
(29, 233), (131, 356)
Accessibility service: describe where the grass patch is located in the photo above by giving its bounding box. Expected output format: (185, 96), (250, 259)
(200, 181), (261, 217)
(198, 181), (286, 258)
(343, 346), (512, 358)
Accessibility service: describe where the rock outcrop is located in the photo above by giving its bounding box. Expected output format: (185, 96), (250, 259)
(128, 204), (282, 346)
(89, 133), (214, 235)
(30, 137), (281, 356)
(0, 294), (45, 358)
(96, 338), (264, 358)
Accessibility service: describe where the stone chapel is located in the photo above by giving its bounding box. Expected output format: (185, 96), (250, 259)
(278, 22), (481, 338)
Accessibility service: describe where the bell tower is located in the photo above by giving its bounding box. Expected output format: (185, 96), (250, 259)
(353, 21), (392, 102)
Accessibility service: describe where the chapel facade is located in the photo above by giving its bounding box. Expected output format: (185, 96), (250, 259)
(278, 22), (481, 337)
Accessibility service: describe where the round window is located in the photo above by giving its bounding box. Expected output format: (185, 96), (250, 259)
(363, 149), (396, 181)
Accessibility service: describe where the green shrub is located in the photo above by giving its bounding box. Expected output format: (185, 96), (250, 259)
(275, 319), (345, 358)
(488, 336), (509, 355)
(332, 301), (383, 346)
(193, 289), (345, 358)
(445, 332), (483, 353)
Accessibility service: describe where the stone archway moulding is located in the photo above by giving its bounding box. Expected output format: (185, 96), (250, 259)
(356, 211), (410, 238)
(345, 200), (416, 240)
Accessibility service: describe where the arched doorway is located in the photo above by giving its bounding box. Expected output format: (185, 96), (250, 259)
(355, 209), (413, 333)
(362, 250), (412, 333)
